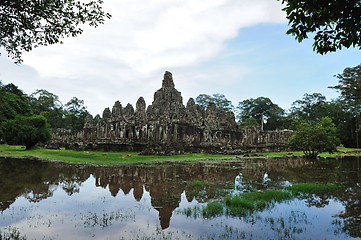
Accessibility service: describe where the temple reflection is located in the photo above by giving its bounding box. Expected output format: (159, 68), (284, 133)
(0, 156), (360, 230)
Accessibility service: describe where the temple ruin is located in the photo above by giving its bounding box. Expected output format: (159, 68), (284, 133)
(49, 71), (293, 154)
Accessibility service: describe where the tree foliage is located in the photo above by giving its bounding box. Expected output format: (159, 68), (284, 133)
(63, 97), (89, 130)
(195, 93), (234, 113)
(0, 91), (32, 123)
(2, 115), (51, 150)
(238, 117), (259, 129)
(279, 0), (361, 54)
(290, 93), (327, 123)
(0, 81), (27, 100)
(331, 64), (361, 113)
(330, 64), (361, 147)
(286, 117), (340, 159)
(29, 89), (62, 114)
(0, 0), (111, 63)
(237, 97), (285, 130)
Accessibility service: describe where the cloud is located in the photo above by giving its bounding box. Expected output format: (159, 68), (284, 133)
(22, 0), (285, 76)
(3, 0), (286, 115)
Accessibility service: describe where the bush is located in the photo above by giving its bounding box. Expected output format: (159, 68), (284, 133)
(2, 115), (51, 150)
(286, 117), (340, 158)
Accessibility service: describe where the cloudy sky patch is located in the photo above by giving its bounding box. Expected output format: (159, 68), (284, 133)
(1, 0), (360, 115)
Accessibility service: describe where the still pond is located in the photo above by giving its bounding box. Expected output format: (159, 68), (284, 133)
(0, 156), (360, 239)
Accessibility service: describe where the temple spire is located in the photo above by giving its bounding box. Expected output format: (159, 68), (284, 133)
(162, 71), (175, 89)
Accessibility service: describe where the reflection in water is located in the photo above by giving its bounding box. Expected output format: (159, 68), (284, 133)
(263, 172), (271, 185)
(0, 156), (360, 239)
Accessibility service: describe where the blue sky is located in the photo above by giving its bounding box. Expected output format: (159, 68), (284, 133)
(214, 23), (361, 110)
(1, 0), (360, 116)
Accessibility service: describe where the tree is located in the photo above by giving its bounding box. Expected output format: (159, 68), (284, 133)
(64, 97), (89, 130)
(195, 93), (234, 113)
(0, 82), (27, 100)
(238, 117), (259, 129)
(28, 89), (65, 128)
(0, 91), (32, 123)
(29, 89), (62, 114)
(290, 93), (327, 123)
(286, 117), (340, 159)
(279, 0), (361, 54)
(330, 64), (361, 147)
(1, 0), (111, 63)
(237, 97), (285, 130)
(2, 115), (51, 150)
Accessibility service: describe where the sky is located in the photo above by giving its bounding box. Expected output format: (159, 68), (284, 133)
(1, 0), (361, 116)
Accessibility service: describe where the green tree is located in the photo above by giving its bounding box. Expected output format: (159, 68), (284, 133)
(64, 97), (89, 130)
(195, 93), (234, 113)
(286, 117), (340, 159)
(330, 64), (361, 147)
(322, 99), (355, 147)
(279, 0), (361, 54)
(2, 115), (51, 150)
(238, 117), (259, 129)
(0, 83), (33, 139)
(0, 91), (32, 123)
(290, 93), (327, 123)
(28, 89), (65, 128)
(237, 97), (285, 130)
(1, 0), (111, 63)
(0, 82), (27, 100)
(29, 89), (62, 114)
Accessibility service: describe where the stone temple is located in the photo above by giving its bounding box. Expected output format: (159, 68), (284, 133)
(49, 71), (293, 155)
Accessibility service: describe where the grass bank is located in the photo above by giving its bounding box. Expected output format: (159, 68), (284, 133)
(0, 145), (238, 166)
(0, 145), (360, 166)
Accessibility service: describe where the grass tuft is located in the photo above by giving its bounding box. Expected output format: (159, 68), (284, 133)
(284, 183), (344, 196)
(188, 180), (211, 188)
(202, 201), (223, 218)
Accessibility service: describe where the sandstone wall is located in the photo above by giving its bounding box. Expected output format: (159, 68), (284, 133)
(48, 72), (293, 154)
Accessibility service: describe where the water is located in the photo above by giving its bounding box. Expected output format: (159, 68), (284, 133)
(0, 156), (360, 239)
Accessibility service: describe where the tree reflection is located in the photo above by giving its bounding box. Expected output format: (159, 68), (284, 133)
(0, 156), (360, 236)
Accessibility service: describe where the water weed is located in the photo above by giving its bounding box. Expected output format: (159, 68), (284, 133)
(285, 183), (344, 196)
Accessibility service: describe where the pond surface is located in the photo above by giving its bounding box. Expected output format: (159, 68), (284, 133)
(0, 156), (360, 239)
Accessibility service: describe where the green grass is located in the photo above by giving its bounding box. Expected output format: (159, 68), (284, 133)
(0, 144), (237, 166)
(284, 183), (344, 195)
(188, 180), (211, 188)
(224, 190), (293, 216)
(1, 144), (360, 166)
(202, 201), (224, 218)
(180, 183), (346, 219)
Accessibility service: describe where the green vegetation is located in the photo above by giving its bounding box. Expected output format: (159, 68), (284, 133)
(195, 93), (234, 113)
(202, 201), (224, 218)
(2, 115), (51, 150)
(0, 145), (238, 166)
(224, 190), (293, 216)
(188, 180), (211, 188)
(237, 97), (285, 130)
(286, 117), (340, 159)
(331, 64), (361, 148)
(279, 0), (361, 54)
(1, 145), (360, 166)
(1, 0), (110, 63)
(181, 183), (346, 219)
(285, 183), (344, 196)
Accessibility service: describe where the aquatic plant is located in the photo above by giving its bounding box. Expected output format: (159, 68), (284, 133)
(202, 201), (224, 218)
(284, 183), (344, 196)
(224, 190), (293, 216)
(188, 180), (211, 188)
